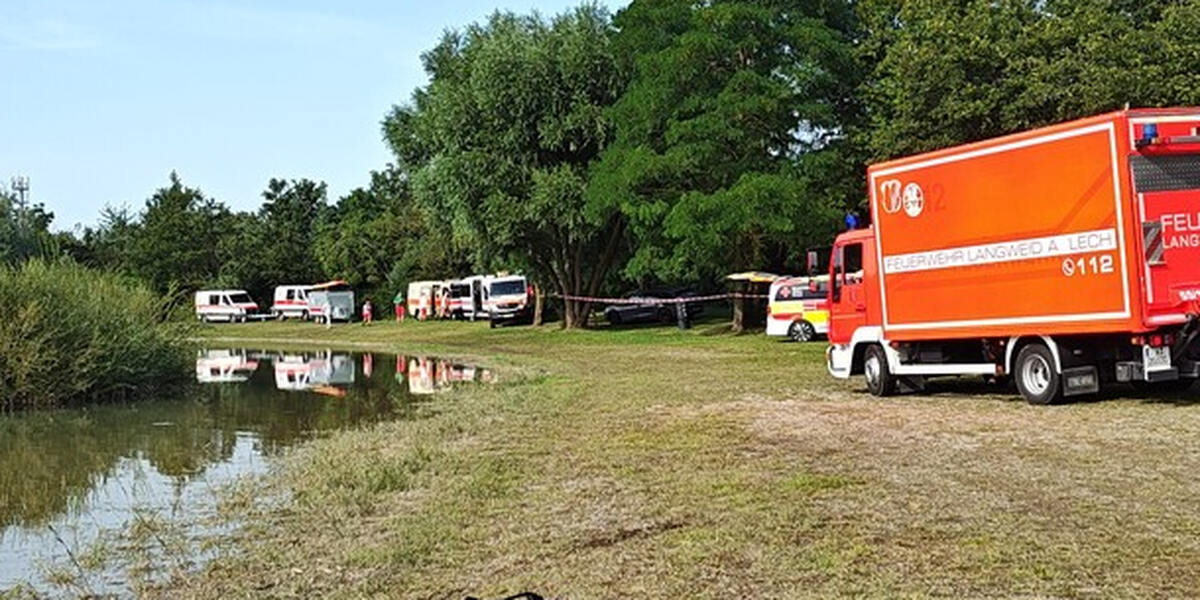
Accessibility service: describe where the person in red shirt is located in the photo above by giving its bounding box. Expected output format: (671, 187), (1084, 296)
(362, 300), (373, 325)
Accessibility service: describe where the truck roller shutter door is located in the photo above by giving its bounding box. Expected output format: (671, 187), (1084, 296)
(1131, 155), (1200, 193)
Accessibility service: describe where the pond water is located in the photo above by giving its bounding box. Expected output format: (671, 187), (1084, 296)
(0, 348), (492, 595)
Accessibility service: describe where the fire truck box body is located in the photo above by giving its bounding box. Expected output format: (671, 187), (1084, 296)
(827, 108), (1200, 403)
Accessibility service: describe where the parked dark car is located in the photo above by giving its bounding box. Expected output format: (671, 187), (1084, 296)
(603, 288), (705, 326)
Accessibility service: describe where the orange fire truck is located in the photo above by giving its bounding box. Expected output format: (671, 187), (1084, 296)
(825, 108), (1200, 404)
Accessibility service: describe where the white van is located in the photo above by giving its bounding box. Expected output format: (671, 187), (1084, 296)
(271, 285), (312, 319)
(485, 274), (531, 328)
(766, 275), (829, 342)
(195, 349), (259, 383)
(459, 275), (488, 321)
(447, 279), (472, 319)
(406, 280), (447, 318)
(194, 290), (258, 323)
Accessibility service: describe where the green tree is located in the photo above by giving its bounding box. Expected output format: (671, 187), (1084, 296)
(315, 167), (464, 315)
(73, 204), (138, 270)
(0, 185), (59, 264)
(383, 5), (626, 327)
(127, 172), (232, 294)
(590, 0), (862, 283)
(255, 178), (327, 287)
(857, 0), (1200, 160)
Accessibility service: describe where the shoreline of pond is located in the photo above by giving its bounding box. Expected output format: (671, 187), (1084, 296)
(1, 344), (494, 596)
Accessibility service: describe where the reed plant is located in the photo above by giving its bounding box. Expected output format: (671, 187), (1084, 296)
(0, 260), (194, 410)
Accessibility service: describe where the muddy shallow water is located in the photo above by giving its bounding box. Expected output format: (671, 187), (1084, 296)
(0, 348), (491, 595)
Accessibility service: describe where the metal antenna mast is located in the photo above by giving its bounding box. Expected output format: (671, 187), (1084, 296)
(10, 175), (29, 211)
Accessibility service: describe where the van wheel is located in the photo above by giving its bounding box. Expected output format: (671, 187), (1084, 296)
(863, 345), (897, 397)
(1015, 343), (1062, 405)
(788, 320), (817, 342)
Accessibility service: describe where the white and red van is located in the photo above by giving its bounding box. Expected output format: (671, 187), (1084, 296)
(194, 290), (258, 323)
(767, 275), (829, 342)
(485, 274), (532, 327)
(271, 285), (312, 319)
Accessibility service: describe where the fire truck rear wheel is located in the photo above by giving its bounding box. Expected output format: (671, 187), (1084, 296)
(1015, 343), (1062, 405)
(863, 345), (897, 397)
(789, 320), (817, 342)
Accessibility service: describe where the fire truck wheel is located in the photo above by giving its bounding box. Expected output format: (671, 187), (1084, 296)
(789, 320), (817, 342)
(1015, 344), (1062, 405)
(863, 345), (897, 397)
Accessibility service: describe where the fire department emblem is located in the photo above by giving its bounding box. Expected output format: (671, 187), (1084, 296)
(880, 180), (903, 214)
(902, 183), (924, 218)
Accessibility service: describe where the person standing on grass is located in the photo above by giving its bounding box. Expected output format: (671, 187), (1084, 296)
(394, 292), (405, 323)
(362, 300), (373, 325)
(418, 290), (430, 321)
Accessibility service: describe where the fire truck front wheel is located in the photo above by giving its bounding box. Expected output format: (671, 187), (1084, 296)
(863, 345), (897, 397)
(1015, 343), (1063, 405)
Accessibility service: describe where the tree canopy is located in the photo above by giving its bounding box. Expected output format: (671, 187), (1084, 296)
(383, 5), (627, 326)
(18, 0), (1200, 326)
(590, 0), (863, 282)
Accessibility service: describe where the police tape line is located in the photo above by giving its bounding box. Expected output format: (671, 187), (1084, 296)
(548, 292), (769, 305)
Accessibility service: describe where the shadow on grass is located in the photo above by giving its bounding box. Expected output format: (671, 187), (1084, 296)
(884, 375), (1200, 407)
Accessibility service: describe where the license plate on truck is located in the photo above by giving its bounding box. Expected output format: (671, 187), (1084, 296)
(1144, 346), (1172, 372)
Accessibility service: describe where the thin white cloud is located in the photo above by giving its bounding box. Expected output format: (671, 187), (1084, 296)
(0, 18), (99, 50)
(174, 1), (395, 44)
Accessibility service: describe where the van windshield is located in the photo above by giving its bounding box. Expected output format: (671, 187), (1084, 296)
(451, 283), (471, 297)
(490, 280), (526, 296)
(228, 293), (254, 304)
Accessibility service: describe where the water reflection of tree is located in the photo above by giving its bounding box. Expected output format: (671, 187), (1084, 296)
(0, 351), (425, 529)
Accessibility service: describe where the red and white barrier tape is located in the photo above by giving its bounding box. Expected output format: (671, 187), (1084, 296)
(548, 292), (768, 305)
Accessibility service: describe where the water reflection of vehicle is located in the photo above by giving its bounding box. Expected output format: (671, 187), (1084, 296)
(405, 357), (495, 395)
(273, 351), (355, 395)
(195, 349), (260, 383)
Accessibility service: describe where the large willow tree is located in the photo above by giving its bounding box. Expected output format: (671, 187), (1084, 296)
(383, 5), (626, 327)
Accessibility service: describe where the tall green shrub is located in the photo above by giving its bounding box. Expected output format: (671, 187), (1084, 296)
(0, 261), (194, 410)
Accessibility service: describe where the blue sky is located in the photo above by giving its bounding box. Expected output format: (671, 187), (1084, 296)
(0, 0), (627, 231)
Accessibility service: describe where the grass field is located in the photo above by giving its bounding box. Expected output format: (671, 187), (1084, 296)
(168, 318), (1200, 598)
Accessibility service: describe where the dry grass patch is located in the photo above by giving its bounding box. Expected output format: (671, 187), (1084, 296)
(160, 320), (1200, 598)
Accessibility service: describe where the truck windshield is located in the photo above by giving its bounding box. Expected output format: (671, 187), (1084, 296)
(490, 280), (526, 296)
(228, 293), (253, 304)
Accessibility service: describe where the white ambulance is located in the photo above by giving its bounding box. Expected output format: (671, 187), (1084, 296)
(194, 290), (258, 323)
(271, 285), (312, 319)
(485, 274), (532, 328)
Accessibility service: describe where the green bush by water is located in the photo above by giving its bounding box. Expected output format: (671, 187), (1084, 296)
(0, 260), (194, 410)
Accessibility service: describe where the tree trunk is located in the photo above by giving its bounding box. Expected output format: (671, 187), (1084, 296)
(732, 292), (745, 333)
(533, 285), (545, 327)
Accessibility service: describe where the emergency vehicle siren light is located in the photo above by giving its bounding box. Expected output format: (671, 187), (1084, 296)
(1140, 122), (1159, 147)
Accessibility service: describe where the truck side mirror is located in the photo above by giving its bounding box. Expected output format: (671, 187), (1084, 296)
(806, 250), (819, 275)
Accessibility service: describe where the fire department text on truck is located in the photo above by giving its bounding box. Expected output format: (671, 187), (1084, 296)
(1161, 212), (1200, 249)
(882, 228), (1117, 274)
